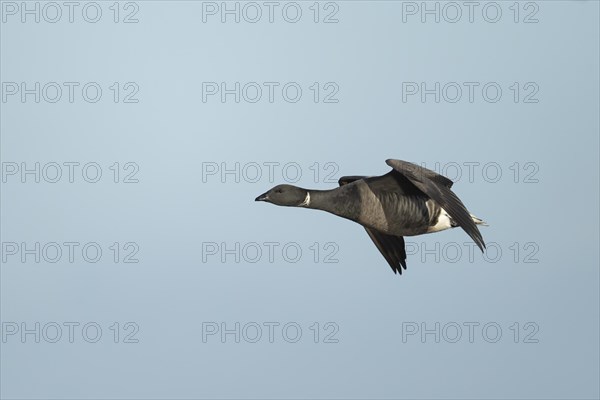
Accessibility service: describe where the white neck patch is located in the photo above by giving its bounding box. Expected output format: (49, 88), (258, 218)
(299, 192), (311, 207)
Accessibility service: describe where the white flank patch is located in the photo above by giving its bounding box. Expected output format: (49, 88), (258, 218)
(428, 208), (452, 233)
(299, 192), (311, 207)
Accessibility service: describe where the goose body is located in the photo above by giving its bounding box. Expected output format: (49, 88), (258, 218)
(255, 159), (487, 275)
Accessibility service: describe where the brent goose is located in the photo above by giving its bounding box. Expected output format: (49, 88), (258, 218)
(255, 159), (486, 274)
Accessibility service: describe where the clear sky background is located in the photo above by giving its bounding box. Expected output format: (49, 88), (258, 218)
(1, 1), (599, 399)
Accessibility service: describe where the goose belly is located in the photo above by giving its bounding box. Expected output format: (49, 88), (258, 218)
(358, 190), (431, 236)
(390, 198), (447, 236)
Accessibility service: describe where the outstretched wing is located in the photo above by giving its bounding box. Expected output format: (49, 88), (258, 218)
(364, 229), (407, 274)
(385, 159), (485, 252)
(339, 176), (407, 274)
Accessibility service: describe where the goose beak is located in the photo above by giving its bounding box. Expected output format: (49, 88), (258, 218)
(255, 192), (269, 202)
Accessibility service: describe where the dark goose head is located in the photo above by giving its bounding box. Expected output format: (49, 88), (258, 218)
(255, 184), (309, 207)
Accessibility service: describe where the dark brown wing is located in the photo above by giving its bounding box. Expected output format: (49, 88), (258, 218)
(364, 229), (407, 274)
(385, 159), (485, 252)
(385, 159), (454, 188)
(339, 175), (407, 274)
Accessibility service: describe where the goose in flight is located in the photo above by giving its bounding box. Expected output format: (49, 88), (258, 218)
(255, 159), (486, 274)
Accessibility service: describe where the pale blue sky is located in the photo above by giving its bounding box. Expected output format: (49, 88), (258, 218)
(1, 1), (599, 399)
